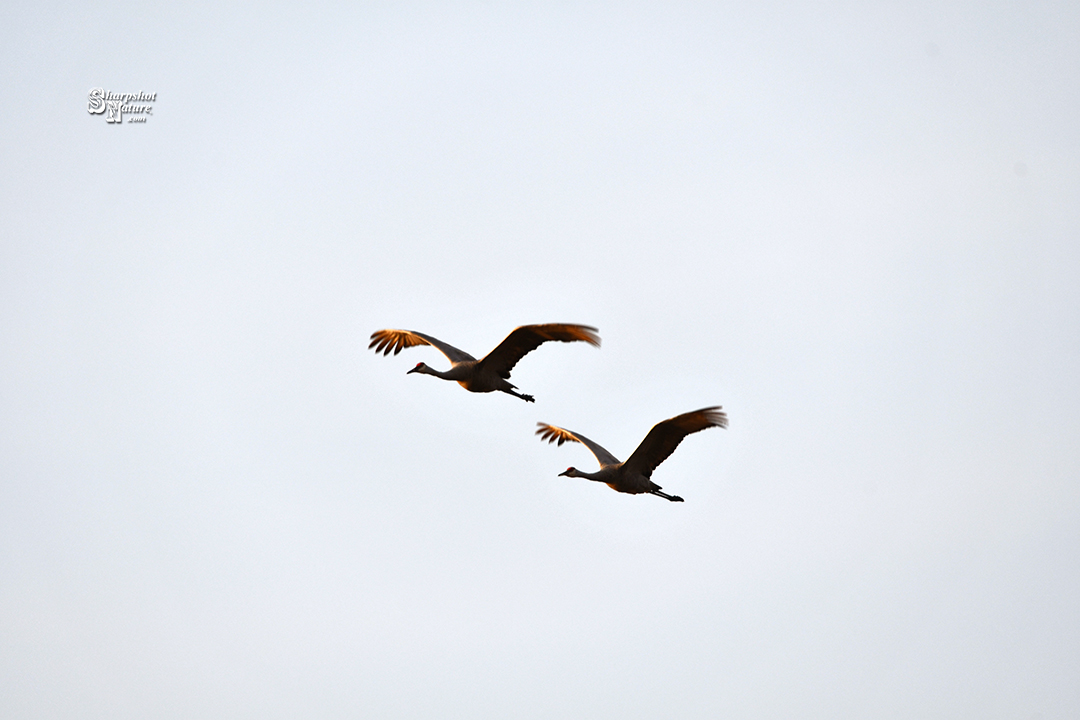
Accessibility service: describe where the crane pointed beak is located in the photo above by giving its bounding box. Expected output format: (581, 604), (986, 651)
(558, 469), (571, 477)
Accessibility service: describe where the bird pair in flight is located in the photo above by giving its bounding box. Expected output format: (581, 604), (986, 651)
(369, 324), (727, 502)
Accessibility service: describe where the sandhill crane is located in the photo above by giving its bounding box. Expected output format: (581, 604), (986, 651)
(536, 407), (727, 501)
(369, 324), (600, 402)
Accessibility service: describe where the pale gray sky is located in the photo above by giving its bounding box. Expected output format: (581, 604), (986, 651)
(2, 2), (1078, 718)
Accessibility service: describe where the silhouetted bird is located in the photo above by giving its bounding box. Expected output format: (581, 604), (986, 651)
(369, 324), (600, 402)
(536, 407), (727, 501)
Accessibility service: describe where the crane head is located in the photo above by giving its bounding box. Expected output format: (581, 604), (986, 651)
(407, 362), (427, 375)
(558, 467), (578, 477)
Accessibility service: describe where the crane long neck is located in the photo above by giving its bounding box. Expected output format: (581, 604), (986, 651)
(412, 364), (458, 380)
(574, 467), (612, 482)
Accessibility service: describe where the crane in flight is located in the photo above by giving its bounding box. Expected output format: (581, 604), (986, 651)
(369, 324), (600, 402)
(536, 407), (727, 501)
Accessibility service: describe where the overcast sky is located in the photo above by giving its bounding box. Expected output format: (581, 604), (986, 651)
(2, 2), (1078, 718)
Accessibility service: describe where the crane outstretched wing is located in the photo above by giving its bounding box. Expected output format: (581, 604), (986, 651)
(479, 324), (600, 378)
(623, 407), (727, 478)
(535, 423), (621, 467)
(368, 329), (477, 363)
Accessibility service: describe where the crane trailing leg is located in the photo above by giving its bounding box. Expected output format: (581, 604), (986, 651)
(504, 389), (535, 403)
